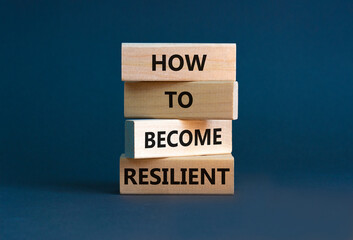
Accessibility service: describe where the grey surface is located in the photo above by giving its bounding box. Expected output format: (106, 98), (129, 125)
(1, 174), (353, 240)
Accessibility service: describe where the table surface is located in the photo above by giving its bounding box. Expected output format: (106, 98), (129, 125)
(2, 174), (352, 240)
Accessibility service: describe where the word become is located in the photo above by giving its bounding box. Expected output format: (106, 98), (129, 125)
(145, 128), (222, 148)
(165, 91), (193, 108)
(152, 54), (207, 71)
(124, 168), (230, 185)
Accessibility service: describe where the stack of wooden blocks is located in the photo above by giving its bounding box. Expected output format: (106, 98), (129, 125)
(120, 43), (237, 194)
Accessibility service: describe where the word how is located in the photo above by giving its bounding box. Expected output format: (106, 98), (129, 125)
(124, 168), (230, 185)
(152, 54), (207, 71)
(145, 128), (222, 148)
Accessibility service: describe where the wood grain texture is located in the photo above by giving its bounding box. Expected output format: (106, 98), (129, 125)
(122, 43), (236, 81)
(125, 119), (232, 159)
(124, 81), (238, 120)
(120, 154), (234, 194)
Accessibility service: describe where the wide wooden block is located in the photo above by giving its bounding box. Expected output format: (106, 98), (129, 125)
(122, 43), (236, 81)
(125, 119), (232, 158)
(124, 81), (238, 120)
(120, 154), (234, 194)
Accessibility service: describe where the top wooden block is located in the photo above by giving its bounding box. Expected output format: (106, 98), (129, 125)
(122, 43), (236, 81)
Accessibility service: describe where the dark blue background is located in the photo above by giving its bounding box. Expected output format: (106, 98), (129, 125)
(1, 1), (352, 239)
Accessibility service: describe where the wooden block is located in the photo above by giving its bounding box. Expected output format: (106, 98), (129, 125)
(120, 154), (234, 194)
(122, 43), (236, 81)
(124, 81), (238, 120)
(125, 119), (232, 158)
